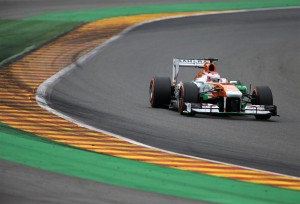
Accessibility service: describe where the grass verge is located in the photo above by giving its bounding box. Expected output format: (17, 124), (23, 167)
(0, 19), (79, 65)
(1, 0), (300, 66)
(26, 0), (300, 22)
(1, 122), (300, 204)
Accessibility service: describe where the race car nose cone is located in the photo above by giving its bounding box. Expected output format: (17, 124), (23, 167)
(226, 91), (242, 98)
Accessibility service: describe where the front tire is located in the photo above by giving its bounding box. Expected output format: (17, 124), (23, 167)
(178, 82), (199, 115)
(252, 86), (273, 120)
(149, 77), (171, 108)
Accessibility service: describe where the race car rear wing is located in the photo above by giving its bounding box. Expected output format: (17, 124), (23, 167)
(172, 58), (218, 84)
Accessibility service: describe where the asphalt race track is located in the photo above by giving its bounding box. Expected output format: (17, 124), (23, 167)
(2, 3), (300, 203)
(0, 1), (217, 204)
(46, 8), (300, 177)
(0, 160), (204, 204)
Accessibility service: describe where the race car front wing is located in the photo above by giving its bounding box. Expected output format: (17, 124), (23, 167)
(184, 103), (278, 116)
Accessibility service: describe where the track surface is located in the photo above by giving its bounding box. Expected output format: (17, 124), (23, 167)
(0, 160), (206, 204)
(0, 1), (216, 204)
(47, 8), (300, 177)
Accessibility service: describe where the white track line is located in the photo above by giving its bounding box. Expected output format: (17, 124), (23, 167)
(36, 7), (300, 179)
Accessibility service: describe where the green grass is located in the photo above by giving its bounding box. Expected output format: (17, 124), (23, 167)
(0, 19), (79, 65)
(1, 1), (300, 66)
(1, 122), (300, 204)
(26, 0), (300, 22)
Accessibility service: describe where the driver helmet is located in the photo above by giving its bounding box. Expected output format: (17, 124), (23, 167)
(207, 73), (220, 82)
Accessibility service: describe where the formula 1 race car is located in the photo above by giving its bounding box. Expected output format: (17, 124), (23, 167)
(149, 58), (278, 120)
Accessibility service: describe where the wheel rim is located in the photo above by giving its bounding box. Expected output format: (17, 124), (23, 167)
(178, 87), (185, 113)
(149, 80), (154, 107)
(252, 89), (258, 104)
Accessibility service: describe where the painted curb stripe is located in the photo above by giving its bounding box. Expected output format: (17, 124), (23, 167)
(1, 12), (300, 191)
(3, 124), (300, 204)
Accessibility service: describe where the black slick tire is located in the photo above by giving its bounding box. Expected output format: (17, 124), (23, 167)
(252, 86), (273, 120)
(178, 82), (199, 115)
(149, 77), (171, 108)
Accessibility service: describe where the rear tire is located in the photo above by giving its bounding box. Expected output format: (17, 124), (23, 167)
(149, 77), (171, 108)
(252, 86), (273, 120)
(178, 82), (199, 115)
